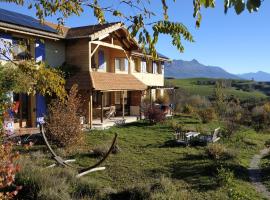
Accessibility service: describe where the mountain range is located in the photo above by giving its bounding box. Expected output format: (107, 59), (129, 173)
(165, 59), (270, 81)
(237, 71), (270, 82)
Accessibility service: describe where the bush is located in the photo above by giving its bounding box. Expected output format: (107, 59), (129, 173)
(16, 157), (104, 200)
(144, 106), (166, 124)
(197, 108), (216, 123)
(216, 167), (234, 187)
(45, 85), (84, 148)
(187, 95), (211, 109)
(206, 143), (234, 161)
(265, 139), (270, 148)
(0, 142), (21, 199)
(182, 104), (195, 115)
(251, 103), (270, 131)
(155, 93), (170, 105)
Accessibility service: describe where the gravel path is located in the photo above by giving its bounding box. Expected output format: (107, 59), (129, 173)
(249, 148), (270, 199)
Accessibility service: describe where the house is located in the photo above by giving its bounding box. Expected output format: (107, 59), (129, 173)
(0, 8), (170, 130)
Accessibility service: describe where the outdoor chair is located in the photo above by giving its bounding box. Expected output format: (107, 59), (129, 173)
(105, 106), (116, 120)
(199, 127), (221, 143)
(173, 129), (192, 146)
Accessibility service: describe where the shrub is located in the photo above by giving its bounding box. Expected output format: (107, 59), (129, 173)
(155, 93), (170, 105)
(187, 95), (211, 109)
(170, 121), (185, 132)
(216, 167), (234, 187)
(206, 143), (234, 161)
(222, 101), (243, 137)
(251, 103), (270, 131)
(0, 142), (21, 199)
(265, 139), (270, 148)
(197, 108), (216, 123)
(144, 106), (166, 124)
(45, 84), (84, 148)
(182, 104), (195, 115)
(16, 157), (103, 200)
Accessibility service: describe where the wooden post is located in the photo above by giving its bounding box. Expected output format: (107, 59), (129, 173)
(122, 91), (125, 119)
(149, 88), (152, 107)
(19, 93), (23, 128)
(89, 90), (93, 129)
(140, 91), (143, 120)
(101, 92), (104, 123)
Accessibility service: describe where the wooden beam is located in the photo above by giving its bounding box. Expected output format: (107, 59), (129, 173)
(122, 91), (125, 119)
(89, 90), (93, 129)
(90, 44), (100, 57)
(91, 41), (124, 51)
(140, 91), (143, 120)
(112, 32), (130, 50)
(90, 23), (122, 40)
(89, 42), (92, 71)
(101, 92), (104, 123)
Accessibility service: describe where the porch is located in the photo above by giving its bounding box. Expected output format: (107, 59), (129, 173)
(91, 115), (138, 130)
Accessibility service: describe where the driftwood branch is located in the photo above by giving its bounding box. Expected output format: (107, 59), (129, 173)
(41, 125), (117, 177)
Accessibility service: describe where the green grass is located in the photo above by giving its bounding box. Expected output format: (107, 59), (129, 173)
(166, 78), (268, 100)
(17, 115), (270, 199)
(261, 149), (270, 192)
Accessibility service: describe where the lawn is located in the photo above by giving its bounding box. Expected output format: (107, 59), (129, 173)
(16, 115), (270, 199)
(166, 78), (268, 100)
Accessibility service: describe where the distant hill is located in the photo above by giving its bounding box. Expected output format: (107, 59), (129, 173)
(238, 71), (270, 82)
(165, 59), (240, 79)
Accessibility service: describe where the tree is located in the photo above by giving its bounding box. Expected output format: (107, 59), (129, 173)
(1, 0), (263, 57)
(0, 60), (66, 200)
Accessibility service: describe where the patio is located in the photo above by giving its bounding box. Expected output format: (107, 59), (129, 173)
(91, 116), (139, 130)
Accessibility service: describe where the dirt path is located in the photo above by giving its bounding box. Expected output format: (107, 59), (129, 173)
(249, 148), (270, 199)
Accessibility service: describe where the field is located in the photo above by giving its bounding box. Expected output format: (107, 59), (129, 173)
(165, 78), (269, 101)
(16, 115), (270, 200)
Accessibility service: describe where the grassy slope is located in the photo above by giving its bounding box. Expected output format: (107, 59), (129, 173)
(70, 116), (270, 199)
(166, 78), (268, 100)
(261, 150), (270, 191)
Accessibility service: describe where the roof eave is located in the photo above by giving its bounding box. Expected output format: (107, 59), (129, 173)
(0, 21), (63, 40)
(131, 51), (170, 62)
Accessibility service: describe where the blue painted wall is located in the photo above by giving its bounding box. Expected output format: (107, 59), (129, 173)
(35, 39), (46, 124)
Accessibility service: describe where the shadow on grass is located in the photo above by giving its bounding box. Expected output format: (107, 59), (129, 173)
(167, 156), (218, 191)
(159, 140), (207, 148)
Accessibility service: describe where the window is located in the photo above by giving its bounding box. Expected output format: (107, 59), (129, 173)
(115, 58), (121, 71)
(0, 34), (13, 60)
(98, 50), (106, 70)
(152, 62), (158, 74)
(12, 38), (31, 60)
(161, 62), (165, 74)
(141, 60), (147, 73)
(115, 58), (128, 72)
(134, 58), (140, 72)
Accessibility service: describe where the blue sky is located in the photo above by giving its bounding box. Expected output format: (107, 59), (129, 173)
(0, 1), (269, 74)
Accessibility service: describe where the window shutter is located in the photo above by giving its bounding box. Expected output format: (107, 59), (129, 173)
(153, 62), (157, 74)
(124, 58), (129, 71)
(98, 50), (106, 69)
(35, 39), (45, 62)
(141, 59), (146, 73)
(0, 34), (13, 61)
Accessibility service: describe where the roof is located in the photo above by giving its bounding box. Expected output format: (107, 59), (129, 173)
(0, 8), (57, 34)
(66, 22), (120, 39)
(66, 71), (147, 91)
(132, 48), (170, 61)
